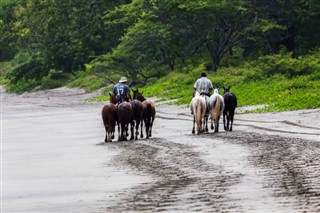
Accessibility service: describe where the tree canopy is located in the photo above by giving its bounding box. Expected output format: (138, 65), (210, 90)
(1, 0), (319, 89)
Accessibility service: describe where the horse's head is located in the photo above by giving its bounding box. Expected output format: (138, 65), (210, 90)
(132, 89), (146, 102)
(109, 93), (116, 104)
(223, 86), (231, 94)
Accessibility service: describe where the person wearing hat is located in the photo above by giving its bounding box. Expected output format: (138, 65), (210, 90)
(113, 76), (130, 104)
(191, 72), (213, 114)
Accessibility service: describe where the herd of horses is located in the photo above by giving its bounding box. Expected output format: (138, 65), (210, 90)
(101, 86), (237, 142)
(101, 89), (156, 142)
(191, 86), (237, 135)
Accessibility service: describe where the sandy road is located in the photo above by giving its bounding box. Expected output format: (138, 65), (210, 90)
(1, 87), (320, 212)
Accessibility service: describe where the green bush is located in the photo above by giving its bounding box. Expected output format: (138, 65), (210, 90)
(67, 70), (106, 92)
(41, 70), (70, 89)
(5, 78), (38, 93)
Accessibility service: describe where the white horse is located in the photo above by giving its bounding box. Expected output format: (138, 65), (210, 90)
(191, 91), (207, 134)
(208, 89), (225, 133)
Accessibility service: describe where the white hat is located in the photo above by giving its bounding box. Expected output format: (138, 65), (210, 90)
(119, 76), (127, 83)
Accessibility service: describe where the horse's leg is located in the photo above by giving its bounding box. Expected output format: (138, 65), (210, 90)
(104, 123), (109, 142)
(223, 111), (227, 131)
(205, 115), (208, 132)
(125, 123), (129, 141)
(192, 116), (195, 134)
(130, 120), (134, 140)
(111, 124), (115, 139)
(210, 114), (214, 130)
(226, 112), (230, 131)
(149, 116), (154, 138)
(117, 122), (121, 141)
(216, 115), (221, 133)
(230, 110), (235, 131)
(214, 118), (218, 133)
(145, 118), (149, 139)
(135, 120), (139, 140)
(126, 123), (129, 137)
(121, 124), (126, 141)
(140, 119), (144, 138)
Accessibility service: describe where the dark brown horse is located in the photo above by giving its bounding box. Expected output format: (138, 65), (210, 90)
(132, 89), (156, 139)
(117, 101), (132, 141)
(130, 98), (143, 140)
(101, 101), (118, 142)
(223, 86), (237, 131)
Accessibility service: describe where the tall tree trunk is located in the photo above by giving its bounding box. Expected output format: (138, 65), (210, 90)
(211, 56), (220, 73)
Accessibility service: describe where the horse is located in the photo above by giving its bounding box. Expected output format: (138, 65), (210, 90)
(117, 101), (132, 141)
(130, 98), (143, 140)
(208, 89), (224, 133)
(192, 90), (210, 132)
(132, 89), (156, 139)
(191, 91), (207, 134)
(101, 103), (118, 142)
(101, 93), (118, 142)
(223, 86), (237, 131)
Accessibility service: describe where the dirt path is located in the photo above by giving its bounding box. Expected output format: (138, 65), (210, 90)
(2, 87), (320, 212)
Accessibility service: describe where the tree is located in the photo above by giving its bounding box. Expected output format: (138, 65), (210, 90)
(178, 0), (254, 72)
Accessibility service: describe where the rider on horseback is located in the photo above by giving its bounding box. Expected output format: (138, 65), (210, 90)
(191, 72), (213, 114)
(193, 72), (213, 97)
(113, 77), (130, 104)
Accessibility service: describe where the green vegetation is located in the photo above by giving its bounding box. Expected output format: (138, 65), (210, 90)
(0, 0), (319, 112)
(91, 51), (320, 112)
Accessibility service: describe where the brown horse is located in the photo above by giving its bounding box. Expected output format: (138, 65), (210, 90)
(101, 102), (118, 142)
(117, 101), (132, 141)
(132, 89), (156, 139)
(130, 99), (143, 140)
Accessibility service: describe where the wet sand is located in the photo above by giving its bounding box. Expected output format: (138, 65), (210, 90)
(1, 87), (320, 212)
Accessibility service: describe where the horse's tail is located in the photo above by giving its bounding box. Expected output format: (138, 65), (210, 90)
(146, 102), (152, 127)
(195, 99), (202, 130)
(210, 96), (220, 120)
(215, 97), (221, 118)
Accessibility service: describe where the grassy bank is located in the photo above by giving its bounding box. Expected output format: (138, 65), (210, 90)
(91, 52), (320, 113)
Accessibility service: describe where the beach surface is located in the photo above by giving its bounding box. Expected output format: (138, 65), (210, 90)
(2, 87), (320, 212)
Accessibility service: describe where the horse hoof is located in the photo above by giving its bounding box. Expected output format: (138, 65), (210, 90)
(192, 130), (195, 134)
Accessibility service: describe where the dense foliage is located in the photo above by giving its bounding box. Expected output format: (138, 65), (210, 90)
(1, 0), (319, 111)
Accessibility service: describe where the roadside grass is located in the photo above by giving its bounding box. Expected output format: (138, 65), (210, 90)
(93, 70), (319, 112)
(0, 62), (11, 85)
